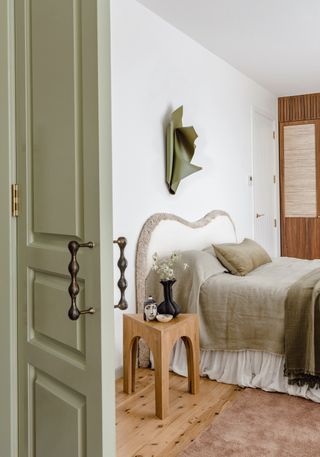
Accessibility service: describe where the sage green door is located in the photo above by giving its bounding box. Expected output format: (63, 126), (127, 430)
(15, 0), (115, 456)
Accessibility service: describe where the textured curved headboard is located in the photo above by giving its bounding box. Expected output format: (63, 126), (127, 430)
(135, 210), (237, 311)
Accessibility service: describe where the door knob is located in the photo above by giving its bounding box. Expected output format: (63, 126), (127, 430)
(256, 213), (265, 218)
(67, 240), (96, 320)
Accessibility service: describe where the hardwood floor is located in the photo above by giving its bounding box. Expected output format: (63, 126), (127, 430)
(116, 368), (242, 457)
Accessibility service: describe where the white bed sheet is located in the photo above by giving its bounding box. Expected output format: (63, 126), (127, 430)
(168, 339), (320, 403)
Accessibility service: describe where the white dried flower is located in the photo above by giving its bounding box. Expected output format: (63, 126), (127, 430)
(151, 251), (188, 281)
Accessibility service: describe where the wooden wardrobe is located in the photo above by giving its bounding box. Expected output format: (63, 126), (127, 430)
(279, 93), (320, 259)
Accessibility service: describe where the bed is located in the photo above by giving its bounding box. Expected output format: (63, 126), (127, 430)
(135, 210), (320, 402)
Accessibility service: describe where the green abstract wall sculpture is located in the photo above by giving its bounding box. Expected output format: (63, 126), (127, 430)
(166, 105), (202, 194)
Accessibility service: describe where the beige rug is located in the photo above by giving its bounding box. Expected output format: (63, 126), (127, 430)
(180, 388), (320, 457)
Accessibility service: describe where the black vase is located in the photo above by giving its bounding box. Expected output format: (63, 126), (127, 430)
(157, 279), (181, 318)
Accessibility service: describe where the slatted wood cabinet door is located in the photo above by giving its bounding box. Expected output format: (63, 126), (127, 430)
(280, 97), (320, 259)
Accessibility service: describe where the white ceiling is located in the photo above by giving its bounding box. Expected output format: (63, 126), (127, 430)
(138, 0), (320, 96)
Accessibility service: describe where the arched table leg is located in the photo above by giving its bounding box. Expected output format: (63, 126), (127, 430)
(123, 328), (139, 393)
(123, 314), (200, 419)
(152, 337), (170, 419)
(131, 337), (139, 392)
(182, 335), (200, 395)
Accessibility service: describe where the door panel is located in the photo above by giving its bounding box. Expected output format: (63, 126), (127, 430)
(33, 272), (85, 355)
(31, 0), (83, 236)
(280, 120), (320, 259)
(283, 124), (317, 217)
(34, 372), (86, 457)
(252, 110), (277, 256)
(281, 217), (320, 259)
(16, 0), (111, 455)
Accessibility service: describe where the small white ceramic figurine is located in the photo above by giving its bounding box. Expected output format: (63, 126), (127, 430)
(143, 296), (158, 321)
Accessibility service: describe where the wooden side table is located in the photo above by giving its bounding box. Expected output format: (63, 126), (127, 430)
(123, 313), (200, 419)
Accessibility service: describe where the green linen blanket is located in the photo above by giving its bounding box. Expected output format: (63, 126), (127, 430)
(146, 252), (320, 388)
(284, 268), (320, 388)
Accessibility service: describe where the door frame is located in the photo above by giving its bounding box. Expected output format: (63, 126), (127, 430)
(250, 105), (280, 256)
(96, 1), (116, 453)
(0, 0), (18, 456)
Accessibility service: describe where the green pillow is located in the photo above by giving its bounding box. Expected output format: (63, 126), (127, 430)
(213, 238), (272, 276)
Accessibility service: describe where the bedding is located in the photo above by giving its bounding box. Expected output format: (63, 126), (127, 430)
(285, 268), (320, 387)
(146, 253), (320, 387)
(146, 249), (227, 323)
(213, 238), (272, 276)
(169, 344), (320, 402)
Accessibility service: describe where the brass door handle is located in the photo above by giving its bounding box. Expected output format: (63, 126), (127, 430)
(256, 213), (265, 218)
(67, 240), (96, 320)
(113, 237), (128, 310)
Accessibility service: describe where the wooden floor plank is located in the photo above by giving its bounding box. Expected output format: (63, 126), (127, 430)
(116, 368), (242, 457)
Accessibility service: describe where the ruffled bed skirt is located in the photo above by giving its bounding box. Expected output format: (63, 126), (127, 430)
(168, 339), (320, 403)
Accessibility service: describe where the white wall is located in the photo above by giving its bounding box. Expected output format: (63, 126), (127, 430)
(111, 0), (277, 374)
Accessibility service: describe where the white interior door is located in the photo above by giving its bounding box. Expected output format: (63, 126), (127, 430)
(252, 109), (277, 257)
(15, 1), (115, 456)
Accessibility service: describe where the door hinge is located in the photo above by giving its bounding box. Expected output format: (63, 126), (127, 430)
(11, 184), (19, 217)
(273, 175), (276, 184)
(274, 218), (277, 228)
(273, 131), (276, 139)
